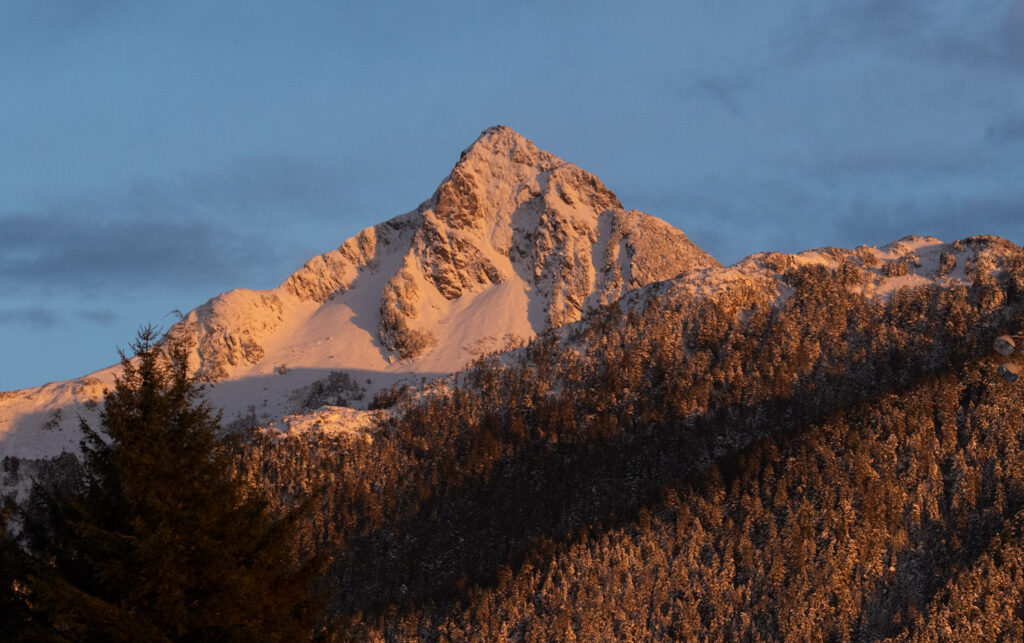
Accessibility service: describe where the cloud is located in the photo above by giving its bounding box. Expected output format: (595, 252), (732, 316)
(775, 1), (1024, 73)
(0, 212), (273, 295)
(631, 176), (830, 264)
(834, 194), (1024, 247)
(799, 145), (987, 179)
(177, 156), (374, 223)
(0, 0), (135, 48)
(632, 168), (1024, 268)
(0, 306), (60, 327)
(986, 115), (1024, 143)
(28, 155), (371, 228)
(77, 308), (119, 325)
(769, 1), (930, 66)
(681, 75), (753, 116)
(933, 0), (1024, 72)
(0, 306), (121, 328)
(0, 155), (374, 298)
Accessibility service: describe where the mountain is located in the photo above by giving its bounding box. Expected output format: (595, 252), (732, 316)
(0, 126), (717, 459)
(172, 125), (718, 379)
(7, 126), (1024, 639)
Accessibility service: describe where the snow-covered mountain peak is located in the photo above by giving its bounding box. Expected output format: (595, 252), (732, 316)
(457, 125), (555, 168)
(430, 125), (621, 232)
(453, 125), (565, 177)
(0, 128), (717, 459)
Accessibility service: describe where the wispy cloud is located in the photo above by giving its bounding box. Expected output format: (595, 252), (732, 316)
(1, 0), (132, 32)
(29, 155), (370, 227)
(835, 194), (1024, 247)
(176, 156), (374, 223)
(774, 1), (1024, 73)
(633, 173), (1024, 266)
(0, 155), (373, 297)
(681, 75), (753, 116)
(986, 115), (1024, 143)
(631, 177), (829, 263)
(0, 213), (268, 294)
(77, 308), (119, 325)
(798, 144), (988, 179)
(930, 0), (1024, 72)
(0, 306), (121, 328)
(0, 306), (61, 327)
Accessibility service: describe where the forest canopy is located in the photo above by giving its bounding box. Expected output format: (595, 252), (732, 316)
(5, 248), (1024, 640)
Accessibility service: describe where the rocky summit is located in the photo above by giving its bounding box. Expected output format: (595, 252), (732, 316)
(178, 125), (719, 379)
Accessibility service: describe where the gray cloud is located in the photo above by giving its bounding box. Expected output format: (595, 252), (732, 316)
(631, 177), (830, 263)
(0, 213), (271, 294)
(30, 155), (372, 227)
(0, 0), (134, 50)
(0, 306), (121, 328)
(835, 195), (1024, 247)
(177, 156), (376, 223)
(681, 75), (753, 116)
(932, 0), (1024, 72)
(0, 155), (375, 297)
(77, 308), (119, 325)
(0, 306), (60, 327)
(633, 174), (1024, 267)
(986, 115), (1024, 143)
(770, 1), (931, 66)
(776, 1), (1024, 73)
(800, 145), (987, 179)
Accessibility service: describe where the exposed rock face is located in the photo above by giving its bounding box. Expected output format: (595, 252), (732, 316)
(171, 290), (286, 381)
(376, 126), (718, 354)
(166, 125), (718, 376)
(282, 214), (418, 303)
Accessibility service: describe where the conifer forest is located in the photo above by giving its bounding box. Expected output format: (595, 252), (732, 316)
(6, 243), (1024, 640)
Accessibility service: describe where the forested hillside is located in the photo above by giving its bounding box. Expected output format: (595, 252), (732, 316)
(226, 240), (1024, 639)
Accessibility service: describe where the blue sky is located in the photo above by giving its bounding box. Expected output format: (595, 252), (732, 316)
(1, 0), (1022, 390)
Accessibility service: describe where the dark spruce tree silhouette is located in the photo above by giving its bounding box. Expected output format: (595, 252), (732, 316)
(15, 326), (324, 641)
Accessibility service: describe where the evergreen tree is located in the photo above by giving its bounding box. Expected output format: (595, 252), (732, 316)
(0, 502), (36, 639)
(16, 327), (323, 641)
